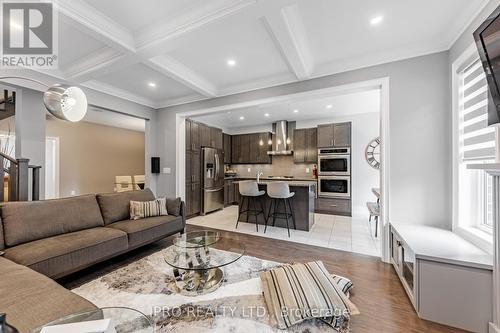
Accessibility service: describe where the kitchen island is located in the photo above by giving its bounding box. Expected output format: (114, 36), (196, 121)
(234, 180), (316, 231)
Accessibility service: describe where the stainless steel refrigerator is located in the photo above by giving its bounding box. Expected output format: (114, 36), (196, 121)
(201, 147), (224, 215)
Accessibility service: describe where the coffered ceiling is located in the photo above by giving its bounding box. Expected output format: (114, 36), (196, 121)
(32, 0), (488, 108)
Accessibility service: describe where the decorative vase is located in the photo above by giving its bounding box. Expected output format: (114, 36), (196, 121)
(0, 314), (18, 333)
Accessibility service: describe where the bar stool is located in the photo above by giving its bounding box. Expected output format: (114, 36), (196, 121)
(236, 181), (267, 231)
(265, 182), (296, 237)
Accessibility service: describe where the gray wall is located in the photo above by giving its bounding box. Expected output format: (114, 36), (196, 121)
(155, 51), (451, 229)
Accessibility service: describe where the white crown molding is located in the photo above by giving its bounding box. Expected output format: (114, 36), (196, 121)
(446, 0), (491, 50)
(216, 72), (297, 97)
(262, 4), (313, 80)
(54, 0), (136, 53)
(82, 80), (156, 108)
(135, 0), (257, 57)
(146, 55), (217, 97)
(155, 94), (210, 109)
(311, 39), (449, 80)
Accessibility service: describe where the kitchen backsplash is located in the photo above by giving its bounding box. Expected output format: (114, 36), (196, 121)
(228, 155), (316, 179)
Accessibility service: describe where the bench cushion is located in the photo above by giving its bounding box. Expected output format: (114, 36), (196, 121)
(96, 189), (155, 225)
(0, 257), (96, 333)
(3, 227), (128, 278)
(1, 195), (104, 247)
(108, 215), (183, 248)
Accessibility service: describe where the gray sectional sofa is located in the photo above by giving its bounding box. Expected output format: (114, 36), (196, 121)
(0, 189), (185, 333)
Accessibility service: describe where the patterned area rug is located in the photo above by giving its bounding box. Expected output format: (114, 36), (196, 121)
(70, 248), (346, 332)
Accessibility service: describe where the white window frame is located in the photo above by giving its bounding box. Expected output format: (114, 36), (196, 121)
(452, 44), (494, 254)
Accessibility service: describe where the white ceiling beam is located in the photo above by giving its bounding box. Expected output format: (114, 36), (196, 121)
(54, 0), (136, 53)
(262, 4), (314, 80)
(64, 48), (129, 82)
(146, 55), (217, 97)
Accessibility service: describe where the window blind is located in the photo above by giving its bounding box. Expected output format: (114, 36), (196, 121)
(460, 59), (496, 161)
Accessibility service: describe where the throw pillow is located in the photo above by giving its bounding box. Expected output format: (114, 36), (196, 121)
(130, 197), (168, 220)
(260, 261), (358, 332)
(166, 197), (182, 216)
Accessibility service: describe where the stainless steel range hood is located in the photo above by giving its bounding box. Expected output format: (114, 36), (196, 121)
(267, 120), (295, 155)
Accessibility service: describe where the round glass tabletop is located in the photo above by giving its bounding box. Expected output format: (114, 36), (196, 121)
(173, 230), (221, 248)
(32, 307), (153, 333)
(165, 231), (245, 271)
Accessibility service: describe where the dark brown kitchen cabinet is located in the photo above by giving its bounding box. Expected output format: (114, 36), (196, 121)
(224, 179), (235, 206)
(223, 133), (231, 163)
(231, 133), (271, 164)
(186, 119), (200, 151)
(185, 151), (200, 183)
(294, 128), (317, 163)
(199, 123), (211, 148)
(333, 122), (351, 147)
(186, 181), (201, 216)
(317, 124), (335, 148)
(210, 127), (223, 149)
(317, 122), (351, 148)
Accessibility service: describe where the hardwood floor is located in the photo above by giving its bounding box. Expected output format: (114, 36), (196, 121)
(61, 225), (467, 332)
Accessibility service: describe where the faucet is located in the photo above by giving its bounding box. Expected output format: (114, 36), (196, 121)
(256, 170), (264, 183)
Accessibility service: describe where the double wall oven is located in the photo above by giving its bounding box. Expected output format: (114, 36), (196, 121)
(318, 148), (351, 198)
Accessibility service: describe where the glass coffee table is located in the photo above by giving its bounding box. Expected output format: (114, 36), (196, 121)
(164, 230), (245, 296)
(32, 307), (153, 333)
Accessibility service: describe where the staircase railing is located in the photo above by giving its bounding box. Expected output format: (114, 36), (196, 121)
(0, 152), (41, 202)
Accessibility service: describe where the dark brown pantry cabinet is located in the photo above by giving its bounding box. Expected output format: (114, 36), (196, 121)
(294, 127), (318, 163)
(223, 133), (231, 163)
(317, 122), (351, 148)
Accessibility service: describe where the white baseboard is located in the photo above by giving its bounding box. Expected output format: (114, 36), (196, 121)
(490, 322), (500, 333)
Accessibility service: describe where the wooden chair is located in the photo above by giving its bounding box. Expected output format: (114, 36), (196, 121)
(115, 176), (134, 192)
(132, 175), (145, 190)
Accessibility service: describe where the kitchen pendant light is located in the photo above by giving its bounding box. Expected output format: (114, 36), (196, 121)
(0, 76), (88, 122)
(259, 139), (264, 146)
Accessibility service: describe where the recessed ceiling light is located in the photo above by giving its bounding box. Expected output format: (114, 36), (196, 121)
(293, 109), (299, 113)
(227, 58), (237, 67)
(326, 104), (333, 109)
(239, 116), (245, 120)
(370, 15), (383, 26)
(264, 113), (270, 117)
(148, 82), (156, 88)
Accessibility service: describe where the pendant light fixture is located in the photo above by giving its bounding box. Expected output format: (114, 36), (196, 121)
(0, 76), (88, 122)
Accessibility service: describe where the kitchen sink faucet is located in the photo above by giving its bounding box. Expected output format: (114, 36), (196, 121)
(257, 170), (264, 183)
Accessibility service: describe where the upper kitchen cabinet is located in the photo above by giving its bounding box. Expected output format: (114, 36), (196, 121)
(223, 133), (231, 163)
(185, 119), (200, 151)
(317, 124), (335, 148)
(293, 128), (318, 163)
(317, 122), (351, 148)
(199, 123), (211, 148)
(210, 127), (223, 150)
(294, 128), (318, 163)
(231, 133), (271, 164)
(333, 122), (351, 147)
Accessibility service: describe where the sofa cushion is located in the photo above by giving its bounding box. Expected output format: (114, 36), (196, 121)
(1, 195), (104, 247)
(166, 197), (182, 216)
(0, 257), (96, 333)
(108, 215), (183, 248)
(3, 227), (128, 278)
(97, 189), (155, 225)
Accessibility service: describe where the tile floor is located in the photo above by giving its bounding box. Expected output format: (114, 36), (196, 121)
(187, 205), (380, 257)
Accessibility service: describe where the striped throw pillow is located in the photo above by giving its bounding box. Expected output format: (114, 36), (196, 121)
(130, 198), (168, 220)
(260, 261), (358, 331)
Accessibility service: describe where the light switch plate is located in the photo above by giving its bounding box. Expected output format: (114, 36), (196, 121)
(306, 168), (310, 173)
(247, 167), (251, 173)
(163, 167), (171, 174)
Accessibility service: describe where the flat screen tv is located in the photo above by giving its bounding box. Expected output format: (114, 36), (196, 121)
(474, 5), (500, 126)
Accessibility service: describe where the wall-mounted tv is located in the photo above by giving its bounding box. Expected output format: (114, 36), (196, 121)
(474, 4), (500, 126)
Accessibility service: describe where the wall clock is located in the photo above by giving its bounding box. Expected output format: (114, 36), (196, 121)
(365, 137), (381, 170)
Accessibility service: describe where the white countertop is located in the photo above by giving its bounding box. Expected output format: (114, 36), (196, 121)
(391, 223), (493, 270)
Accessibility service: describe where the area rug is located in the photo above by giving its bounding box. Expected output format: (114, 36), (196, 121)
(70, 248), (348, 332)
